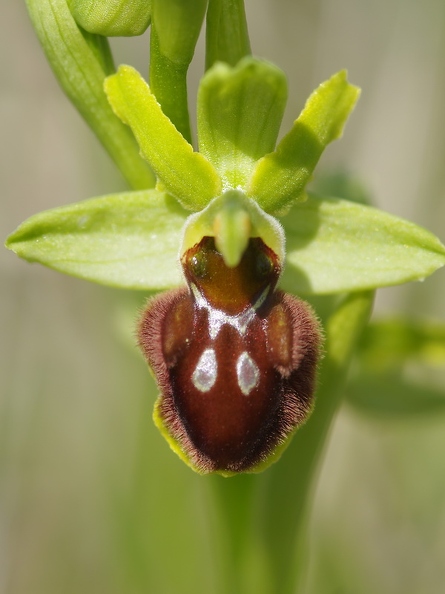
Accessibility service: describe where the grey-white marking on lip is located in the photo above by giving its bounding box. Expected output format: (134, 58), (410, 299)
(192, 348), (217, 393)
(191, 284), (270, 340)
(236, 351), (260, 396)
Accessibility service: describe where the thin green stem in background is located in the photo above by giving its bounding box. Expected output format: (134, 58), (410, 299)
(150, 0), (208, 143)
(206, 0), (251, 70)
(25, 0), (155, 190)
(149, 28), (192, 142)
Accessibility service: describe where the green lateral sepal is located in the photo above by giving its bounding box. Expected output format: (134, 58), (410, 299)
(5, 190), (188, 290)
(279, 193), (445, 295)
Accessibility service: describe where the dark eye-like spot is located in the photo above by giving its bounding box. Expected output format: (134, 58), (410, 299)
(255, 252), (273, 278)
(190, 251), (208, 279)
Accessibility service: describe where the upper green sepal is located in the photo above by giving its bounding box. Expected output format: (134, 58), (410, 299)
(198, 57), (288, 189)
(70, 0), (151, 37)
(248, 70), (360, 214)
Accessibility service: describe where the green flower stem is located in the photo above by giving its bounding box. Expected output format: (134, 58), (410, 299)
(208, 292), (374, 594)
(205, 0), (251, 69)
(261, 291), (375, 594)
(150, 0), (207, 143)
(149, 29), (192, 143)
(207, 475), (262, 594)
(25, 0), (155, 190)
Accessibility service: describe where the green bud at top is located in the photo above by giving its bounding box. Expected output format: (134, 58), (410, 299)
(152, 0), (207, 66)
(70, 0), (151, 37)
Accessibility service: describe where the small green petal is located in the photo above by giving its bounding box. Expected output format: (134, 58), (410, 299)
(70, 0), (151, 36)
(105, 65), (222, 211)
(5, 191), (188, 290)
(280, 194), (445, 294)
(181, 189), (285, 268)
(198, 57), (288, 190)
(248, 70), (360, 213)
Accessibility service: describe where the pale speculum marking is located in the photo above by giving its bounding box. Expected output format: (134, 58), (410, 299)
(191, 283), (271, 340)
(236, 351), (260, 396)
(192, 348), (217, 393)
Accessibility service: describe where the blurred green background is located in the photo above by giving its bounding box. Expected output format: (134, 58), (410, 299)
(1, 1), (445, 592)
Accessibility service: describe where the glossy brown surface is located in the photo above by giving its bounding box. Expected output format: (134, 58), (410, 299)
(182, 237), (281, 315)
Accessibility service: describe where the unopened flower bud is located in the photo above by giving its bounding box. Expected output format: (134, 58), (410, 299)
(70, 0), (151, 37)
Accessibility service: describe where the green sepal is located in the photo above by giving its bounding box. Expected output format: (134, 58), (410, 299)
(7, 190), (443, 294)
(70, 0), (151, 37)
(5, 191), (188, 290)
(105, 65), (222, 211)
(248, 71), (360, 213)
(24, 0), (155, 190)
(198, 57), (288, 190)
(181, 190), (285, 268)
(346, 319), (445, 418)
(280, 193), (445, 294)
